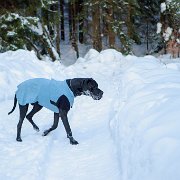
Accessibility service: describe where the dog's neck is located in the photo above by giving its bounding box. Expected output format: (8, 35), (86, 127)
(66, 79), (72, 91)
(66, 79), (80, 97)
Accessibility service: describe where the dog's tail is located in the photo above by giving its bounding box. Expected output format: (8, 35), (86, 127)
(8, 95), (17, 115)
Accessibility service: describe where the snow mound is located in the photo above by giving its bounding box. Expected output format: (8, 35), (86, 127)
(0, 49), (121, 180)
(0, 50), (58, 101)
(83, 48), (100, 62)
(82, 48), (124, 63)
(99, 49), (124, 63)
(0, 49), (180, 180)
(111, 55), (180, 180)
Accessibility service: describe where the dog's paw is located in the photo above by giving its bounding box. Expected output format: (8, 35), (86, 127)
(42, 130), (49, 136)
(70, 140), (79, 145)
(33, 125), (40, 132)
(69, 137), (79, 145)
(16, 137), (22, 142)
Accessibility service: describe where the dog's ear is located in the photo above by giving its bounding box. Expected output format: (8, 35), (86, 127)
(85, 78), (98, 90)
(82, 78), (92, 90)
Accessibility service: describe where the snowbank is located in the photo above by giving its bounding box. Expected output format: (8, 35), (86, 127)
(110, 54), (180, 180)
(0, 49), (180, 180)
(0, 49), (121, 180)
(0, 50), (56, 101)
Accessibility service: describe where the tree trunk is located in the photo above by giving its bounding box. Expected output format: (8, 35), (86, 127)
(106, 0), (115, 48)
(146, 20), (149, 54)
(81, 1), (89, 44)
(126, 1), (140, 44)
(24, 37), (42, 60)
(54, 0), (61, 56)
(127, 2), (133, 39)
(68, 0), (72, 41)
(92, 1), (102, 52)
(60, 0), (65, 40)
(78, 0), (84, 44)
(70, 0), (79, 58)
(160, 0), (167, 54)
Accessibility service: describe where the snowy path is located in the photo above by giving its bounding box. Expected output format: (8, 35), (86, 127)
(44, 96), (120, 180)
(0, 74), (121, 180)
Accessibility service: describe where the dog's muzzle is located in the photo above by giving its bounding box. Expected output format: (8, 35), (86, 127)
(83, 88), (103, 100)
(92, 89), (103, 100)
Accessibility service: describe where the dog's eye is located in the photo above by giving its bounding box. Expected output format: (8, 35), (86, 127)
(91, 85), (98, 90)
(90, 87), (97, 92)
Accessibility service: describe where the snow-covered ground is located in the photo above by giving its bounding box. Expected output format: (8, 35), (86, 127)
(0, 49), (180, 180)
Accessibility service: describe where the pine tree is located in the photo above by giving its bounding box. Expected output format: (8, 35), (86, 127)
(158, 0), (180, 57)
(102, 0), (116, 48)
(112, 0), (132, 54)
(69, 0), (79, 58)
(55, 0), (61, 56)
(126, 0), (141, 44)
(78, 0), (84, 44)
(92, 0), (102, 52)
(0, 0), (61, 61)
(136, 0), (160, 54)
(60, 0), (65, 41)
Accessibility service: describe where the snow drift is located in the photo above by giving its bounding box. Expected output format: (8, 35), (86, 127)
(110, 55), (180, 180)
(0, 49), (180, 180)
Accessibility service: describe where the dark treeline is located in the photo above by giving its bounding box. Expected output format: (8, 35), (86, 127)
(0, 0), (179, 61)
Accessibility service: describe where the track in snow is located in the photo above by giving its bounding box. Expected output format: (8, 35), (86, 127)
(0, 83), (120, 180)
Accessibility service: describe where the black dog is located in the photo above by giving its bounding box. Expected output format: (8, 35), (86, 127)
(8, 78), (103, 145)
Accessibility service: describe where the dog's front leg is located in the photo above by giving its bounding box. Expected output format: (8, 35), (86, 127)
(43, 113), (59, 136)
(60, 109), (79, 145)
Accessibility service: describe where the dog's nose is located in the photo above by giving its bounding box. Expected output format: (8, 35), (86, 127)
(101, 90), (103, 96)
(99, 90), (103, 99)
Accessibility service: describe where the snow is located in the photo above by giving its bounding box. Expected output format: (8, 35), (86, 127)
(156, 22), (162, 34)
(110, 56), (180, 180)
(6, 13), (20, 21)
(0, 49), (180, 180)
(30, 22), (43, 36)
(163, 27), (173, 41)
(161, 2), (166, 13)
(7, 31), (17, 37)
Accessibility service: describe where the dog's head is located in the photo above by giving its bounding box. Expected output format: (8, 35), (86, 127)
(71, 78), (103, 100)
(81, 78), (103, 100)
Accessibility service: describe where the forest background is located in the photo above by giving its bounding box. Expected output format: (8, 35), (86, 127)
(0, 0), (179, 62)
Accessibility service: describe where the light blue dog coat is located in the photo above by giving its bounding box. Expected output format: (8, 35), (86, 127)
(16, 78), (74, 113)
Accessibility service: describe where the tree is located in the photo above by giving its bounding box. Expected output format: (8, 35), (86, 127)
(69, 0), (79, 58)
(158, 0), (180, 57)
(92, 0), (102, 52)
(113, 0), (132, 54)
(56, 0), (61, 56)
(0, 0), (61, 61)
(137, 0), (160, 54)
(126, 0), (141, 44)
(103, 0), (116, 48)
(60, 0), (65, 41)
(0, 0), (178, 60)
(78, 0), (84, 44)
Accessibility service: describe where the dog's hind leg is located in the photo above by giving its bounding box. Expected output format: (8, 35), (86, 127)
(26, 102), (42, 132)
(17, 104), (29, 142)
